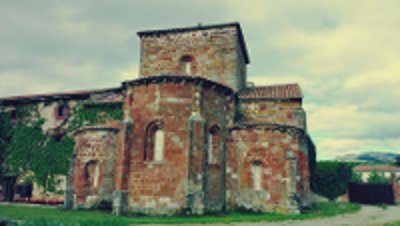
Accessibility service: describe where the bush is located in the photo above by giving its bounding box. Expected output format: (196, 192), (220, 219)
(311, 161), (353, 201)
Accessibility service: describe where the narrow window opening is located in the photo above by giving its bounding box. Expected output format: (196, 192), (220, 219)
(58, 105), (66, 117)
(145, 121), (164, 162)
(251, 162), (262, 191)
(85, 160), (100, 188)
(180, 55), (193, 75)
(208, 126), (220, 164)
(154, 129), (164, 161)
(208, 133), (213, 163)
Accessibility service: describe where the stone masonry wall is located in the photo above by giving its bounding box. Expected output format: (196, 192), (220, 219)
(122, 81), (194, 215)
(139, 26), (246, 91)
(239, 100), (305, 130)
(73, 127), (119, 208)
(227, 127), (308, 213)
(200, 85), (234, 212)
(117, 77), (234, 215)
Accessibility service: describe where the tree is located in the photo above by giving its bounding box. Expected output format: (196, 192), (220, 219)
(31, 136), (73, 192)
(311, 161), (353, 201)
(367, 170), (391, 184)
(351, 171), (362, 183)
(396, 155), (400, 167)
(3, 119), (44, 175)
(3, 105), (74, 193)
(0, 112), (12, 175)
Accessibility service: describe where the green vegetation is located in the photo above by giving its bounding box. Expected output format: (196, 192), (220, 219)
(385, 221), (400, 226)
(311, 161), (355, 201)
(1, 105), (74, 192)
(0, 202), (360, 225)
(68, 103), (122, 132)
(0, 112), (12, 175)
(1, 101), (121, 193)
(367, 170), (391, 184)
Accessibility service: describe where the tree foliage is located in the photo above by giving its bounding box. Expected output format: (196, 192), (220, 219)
(367, 170), (391, 184)
(4, 120), (44, 175)
(396, 155), (400, 167)
(2, 105), (74, 192)
(68, 103), (122, 132)
(311, 161), (353, 201)
(0, 112), (13, 175)
(31, 136), (73, 192)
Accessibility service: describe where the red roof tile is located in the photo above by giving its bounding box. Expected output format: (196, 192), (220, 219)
(0, 87), (121, 103)
(354, 165), (400, 172)
(238, 84), (303, 100)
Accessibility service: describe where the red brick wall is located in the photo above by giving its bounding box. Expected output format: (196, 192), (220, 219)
(200, 86), (233, 211)
(227, 127), (308, 213)
(73, 128), (119, 207)
(139, 27), (247, 91)
(118, 78), (234, 215)
(240, 100), (305, 129)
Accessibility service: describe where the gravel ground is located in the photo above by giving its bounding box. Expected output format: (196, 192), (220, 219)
(137, 205), (400, 226)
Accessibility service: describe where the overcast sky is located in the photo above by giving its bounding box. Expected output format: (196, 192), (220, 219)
(1, 0), (399, 159)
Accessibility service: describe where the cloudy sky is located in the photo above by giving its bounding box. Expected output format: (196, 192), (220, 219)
(1, 0), (399, 159)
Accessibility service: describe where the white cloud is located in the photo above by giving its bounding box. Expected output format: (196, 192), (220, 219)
(1, 0), (399, 159)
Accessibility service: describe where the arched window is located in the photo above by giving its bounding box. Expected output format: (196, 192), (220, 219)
(208, 126), (220, 164)
(180, 55), (194, 75)
(85, 160), (100, 188)
(251, 161), (262, 191)
(145, 121), (164, 161)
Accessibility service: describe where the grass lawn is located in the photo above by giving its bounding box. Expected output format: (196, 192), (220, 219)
(386, 222), (400, 226)
(0, 202), (360, 226)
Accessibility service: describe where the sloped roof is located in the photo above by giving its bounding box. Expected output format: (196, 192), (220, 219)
(354, 165), (400, 172)
(0, 87), (122, 104)
(238, 84), (303, 100)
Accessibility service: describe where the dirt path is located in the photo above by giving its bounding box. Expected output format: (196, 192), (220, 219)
(138, 205), (400, 226)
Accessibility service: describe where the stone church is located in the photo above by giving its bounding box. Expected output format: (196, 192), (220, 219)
(0, 22), (315, 215)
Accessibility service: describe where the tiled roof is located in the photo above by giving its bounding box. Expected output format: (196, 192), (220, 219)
(354, 165), (400, 172)
(238, 84), (303, 100)
(0, 87), (121, 104)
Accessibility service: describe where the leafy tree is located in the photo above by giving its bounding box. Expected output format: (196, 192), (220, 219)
(0, 112), (12, 175)
(311, 161), (353, 201)
(396, 155), (400, 167)
(3, 105), (74, 193)
(351, 172), (363, 183)
(4, 119), (44, 175)
(31, 136), (73, 192)
(367, 170), (391, 184)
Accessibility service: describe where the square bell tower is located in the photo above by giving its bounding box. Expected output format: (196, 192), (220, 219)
(137, 22), (250, 91)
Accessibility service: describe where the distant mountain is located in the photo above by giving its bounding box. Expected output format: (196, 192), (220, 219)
(335, 152), (399, 163)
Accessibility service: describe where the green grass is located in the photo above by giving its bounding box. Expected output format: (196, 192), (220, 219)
(0, 202), (360, 225)
(385, 222), (400, 226)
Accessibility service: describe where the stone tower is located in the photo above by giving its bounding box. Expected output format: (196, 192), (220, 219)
(137, 22), (250, 91)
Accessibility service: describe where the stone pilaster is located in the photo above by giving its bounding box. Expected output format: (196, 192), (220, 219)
(112, 118), (132, 215)
(187, 110), (206, 215)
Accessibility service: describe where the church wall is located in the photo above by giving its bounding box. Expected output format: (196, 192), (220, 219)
(123, 81), (195, 215)
(239, 100), (306, 129)
(139, 27), (245, 90)
(72, 127), (119, 208)
(200, 86), (234, 212)
(227, 127), (306, 213)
